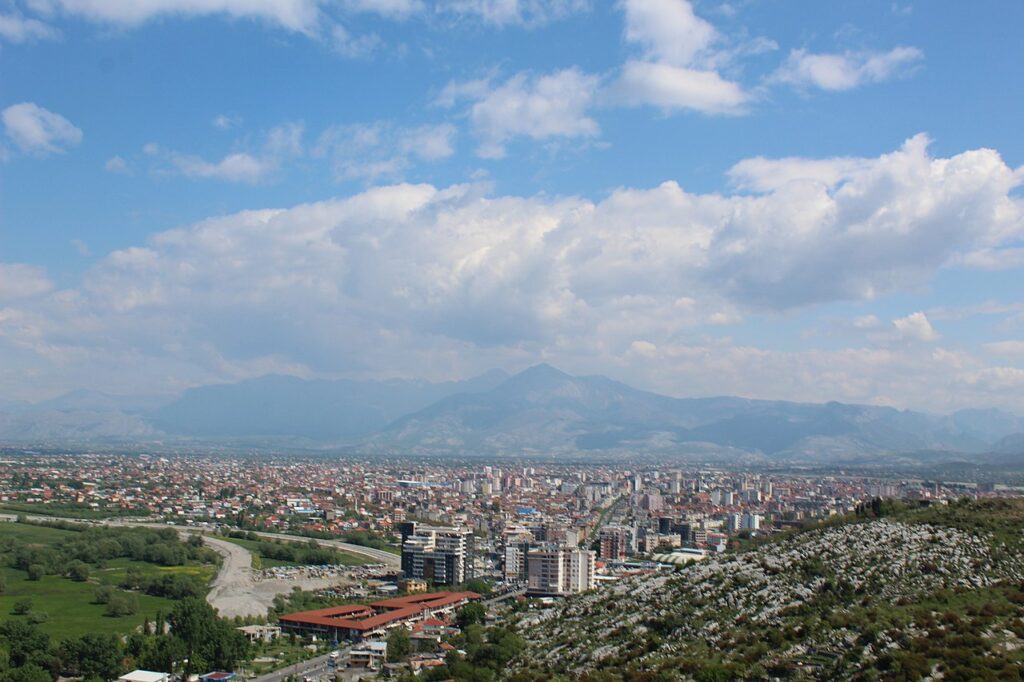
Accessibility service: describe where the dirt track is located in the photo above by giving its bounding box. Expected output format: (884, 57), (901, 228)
(202, 535), (353, 618)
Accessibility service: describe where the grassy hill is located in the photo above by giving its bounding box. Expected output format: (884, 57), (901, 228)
(507, 499), (1024, 681)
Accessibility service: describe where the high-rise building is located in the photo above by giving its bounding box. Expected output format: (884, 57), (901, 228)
(503, 540), (530, 581)
(526, 546), (595, 596)
(400, 524), (473, 586)
(598, 526), (628, 561)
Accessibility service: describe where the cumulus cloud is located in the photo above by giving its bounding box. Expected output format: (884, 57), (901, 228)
(0, 13), (60, 42)
(622, 0), (716, 66)
(444, 69), (599, 158)
(2, 102), (82, 156)
(2, 137), (1023, 407)
(610, 60), (747, 114)
(771, 46), (924, 91)
(606, 0), (748, 114)
(892, 312), (939, 342)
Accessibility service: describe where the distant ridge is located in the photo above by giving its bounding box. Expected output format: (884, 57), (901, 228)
(0, 364), (1022, 463)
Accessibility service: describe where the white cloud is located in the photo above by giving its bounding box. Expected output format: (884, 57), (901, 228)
(958, 247), (1024, 271)
(146, 122), (304, 183)
(43, 0), (325, 33)
(0, 263), (53, 302)
(212, 114), (242, 130)
(2, 102), (82, 156)
(771, 46), (924, 91)
(438, 0), (588, 27)
(610, 60), (747, 114)
(607, 0), (748, 115)
(985, 341), (1024, 358)
(398, 123), (457, 160)
(168, 151), (275, 183)
(622, 0), (716, 67)
(0, 13), (60, 42)
(341, 0), (424, 19)
(330, 22), (381, 58)
(452, 68), (600, 158)
(728, 156), (872, 192)
(3, 137), (1023, 408)
(104, 155), (131, 174)
(892, 311), (939, 342)
(314, 121), (455, 181)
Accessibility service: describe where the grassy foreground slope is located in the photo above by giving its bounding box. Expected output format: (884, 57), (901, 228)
(508, 499), (1024, 681)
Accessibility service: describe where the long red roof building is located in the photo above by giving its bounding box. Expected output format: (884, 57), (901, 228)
(278, 591), (481, 642)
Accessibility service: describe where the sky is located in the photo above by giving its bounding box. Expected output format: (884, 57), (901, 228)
(1, 0), (1023, 413)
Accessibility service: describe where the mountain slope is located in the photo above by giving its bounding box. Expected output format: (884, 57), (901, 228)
(365, 364), (1019, 458)
(152, 370), (508, 439)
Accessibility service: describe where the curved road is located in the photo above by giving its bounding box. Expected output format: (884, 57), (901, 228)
(242, 529), (400, 567)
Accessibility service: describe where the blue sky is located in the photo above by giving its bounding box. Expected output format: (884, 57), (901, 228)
(1, 0), (1023, 412)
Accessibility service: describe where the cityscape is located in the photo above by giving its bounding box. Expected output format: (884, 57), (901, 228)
(3, 0), (1024, 679)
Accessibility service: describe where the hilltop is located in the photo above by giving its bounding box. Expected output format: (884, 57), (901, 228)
(506, 499), (1024, 681)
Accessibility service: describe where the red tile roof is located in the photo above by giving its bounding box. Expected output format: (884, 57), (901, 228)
(279, 592), (480, 632)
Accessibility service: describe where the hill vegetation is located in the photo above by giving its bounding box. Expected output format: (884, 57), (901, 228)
(506, 499), (1024, 681)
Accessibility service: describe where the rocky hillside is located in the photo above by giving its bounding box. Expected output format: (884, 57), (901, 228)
(507, 499), (1024, 681)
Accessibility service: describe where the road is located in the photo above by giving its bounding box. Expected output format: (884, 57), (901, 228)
(252, 648), (350, 682)
(241, 529), (400, 568)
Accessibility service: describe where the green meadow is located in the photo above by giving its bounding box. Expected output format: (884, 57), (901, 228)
(0, 522), (216, 640)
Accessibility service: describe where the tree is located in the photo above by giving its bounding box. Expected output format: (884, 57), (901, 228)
(105, 592), (139, 617)
(0, 572), (6, 594)
(387, 627), (411, 661)
(0, 663), (51, 682)
(59, 633), (124, 680)
(25, 565), (44, 581)
(67, 561), (90, 582)
(456, 602), (487, 629)
(93, 585), (114, 604)
(0, 620), (51, 670)
(167, 597), (249, 674)
(12, 599), (32, 615)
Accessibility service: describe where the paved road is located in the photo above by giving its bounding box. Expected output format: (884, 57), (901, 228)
(252, 648), (350, 682)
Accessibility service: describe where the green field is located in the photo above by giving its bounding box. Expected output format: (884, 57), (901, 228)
(0, 522), (216, 640)
(0, 502), (152, 519)
(218, 535), (371, 568)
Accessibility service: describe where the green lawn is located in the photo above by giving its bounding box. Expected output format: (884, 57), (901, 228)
(0, 565), (180, 640)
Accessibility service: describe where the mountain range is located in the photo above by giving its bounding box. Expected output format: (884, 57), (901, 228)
(2, 364), (1023, 463)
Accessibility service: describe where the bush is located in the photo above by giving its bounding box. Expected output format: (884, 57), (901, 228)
(26, 564), (45, 581)
(93, 585), (114, 604)
(67, 561), (90, 582)
(12, 598), (33, 615)
(104, 592), (139, 617)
